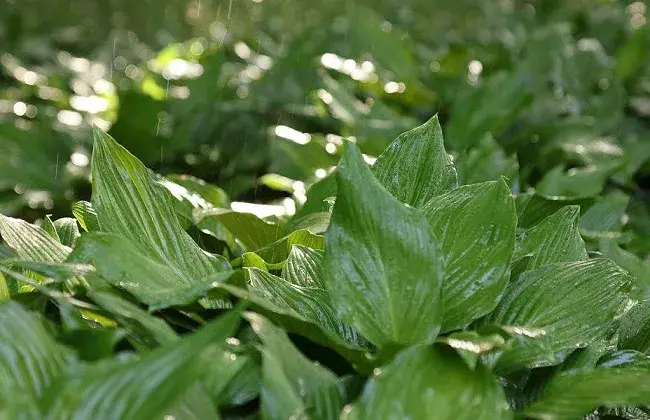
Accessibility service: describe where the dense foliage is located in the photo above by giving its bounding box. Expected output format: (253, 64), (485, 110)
(1, 0), (650, 418)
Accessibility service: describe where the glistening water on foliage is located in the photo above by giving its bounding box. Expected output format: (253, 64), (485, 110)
(0, 115), (649, 419)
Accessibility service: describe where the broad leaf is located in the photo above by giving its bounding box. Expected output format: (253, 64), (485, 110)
(69, 233), (230, 310)
(372, 115), (457, 207)
(91, 128), (229, 282)
(0, 301), (76, 408)
(0, 214), (71, 263)
(488, 259), (631, 372)
(514, 206), (587, 270)
(246, 267), (363, 347)
(346, 345), (511, 419)
(438, 331), (508, 370)
(246, 313), (344, 420)
(52, 218), (80, 247)
(421, 180), (516, 331)
(324, 143), (444, 348)
(256, 229), (324, 263)
(39, 306), (243, 419)
(527, 351), (650, 420)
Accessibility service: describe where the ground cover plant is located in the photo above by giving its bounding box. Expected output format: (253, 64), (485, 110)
(1, 116), (650, 419)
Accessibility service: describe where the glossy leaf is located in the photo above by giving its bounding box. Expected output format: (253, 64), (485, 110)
(438, 331), (508, 370)
(39, 306), (243, 419)
(282, 245), (325, 288)
(246, 313), (344, 420)
(421, 180), (516, 331)
(347, 345), (511, 420)
(246, 267), (363, 347)
(91, 128), (229, 282)
(372, 115), (457, 207)
(72, 201), (100, 232)
(69, 233), (229, 310)
(514, 206), (588, 270)
(527, 351), (650, 420)
(488, 259), (631, 372)
(0, 214), (71, 263)
(52, 218), (81, 247)
(324, 143), (444, 348)
(256, 229), (324, 264)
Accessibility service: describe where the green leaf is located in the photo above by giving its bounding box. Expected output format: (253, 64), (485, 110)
(347, 345), (511, 419)
(579, 192), (630, 239)
(514, 206), (588, 271)
(52, 218), (81, 247)
(91, 128), (229, 281)
(372, 115), (456, 208)
(246, 313), (344, 420)
(515, 193), (594, 229)
(72, 201), (100, 232)
(536, 161), (622, 199)
(166, 384), (221, 420)
(39, 305), (243, 419)
(256, 229), (324, 264)
(421, 180), (516, 331)
(487, 259), (631, 372)
(194, 208), (284, 251)
(0, 214), (71, 263)
(0, 301), (76, 408)
(42, 215), (60, 242)
(68, 233), (229, 310)
(600, 239), (650, 295)
(527, 351), (650, 420)
(282, 245), (326, 288)
(166, 174), (230, 208)
(246, 267), (363, 347)
(324, 143), (444, 348)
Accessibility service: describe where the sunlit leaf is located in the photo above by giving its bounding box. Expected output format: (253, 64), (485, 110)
(372, 115), (456, 207)
(52, 218), (81, 247)
(0, 214), (71, 263)
(324, 143), (444, 348)
(488, 259), (631, 372)
(421, 180), (516, 331)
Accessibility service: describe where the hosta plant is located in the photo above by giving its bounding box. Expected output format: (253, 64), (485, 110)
(1, 116), (649, 420)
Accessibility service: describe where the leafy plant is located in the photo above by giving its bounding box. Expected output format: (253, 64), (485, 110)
(1, 117), (649, 419)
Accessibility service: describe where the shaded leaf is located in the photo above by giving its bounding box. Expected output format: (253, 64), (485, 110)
(72, 201), (100, 232)
(246, 312), (344, 420)
(421, 180), (516, 331)
(194, 208), (284, 251)
(372, 115), (456, 207)
(282, 245), (325, 288)
(39, 306), (243, 419)
(527, 351), (650, 420)
(347, 345), (511, 419)
(579, 192), (630, 238)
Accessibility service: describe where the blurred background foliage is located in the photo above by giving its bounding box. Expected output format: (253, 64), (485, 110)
(1, 0), (649, 258)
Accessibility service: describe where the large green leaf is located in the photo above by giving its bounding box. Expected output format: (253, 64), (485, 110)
(91, 128), (229, 280)
(514, 206), (588, 270)
(324, 143), (444, 348)
(246, 313), (344, 420)
(39, 306), (243, 419)
(69, 233), (229, 310)
(421, 180), (516, 331)
(372, 115), (457, 208)
(527, 351), (650, 420)
(488, 259), (631, 372)
(72, 201), (100, 232)
(246, 267), (363, 347)
(0, 214), (71, 263)
(579, 192), (629, 239)
(0, 301), (76, 409)
(346, 345), (511, 419)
